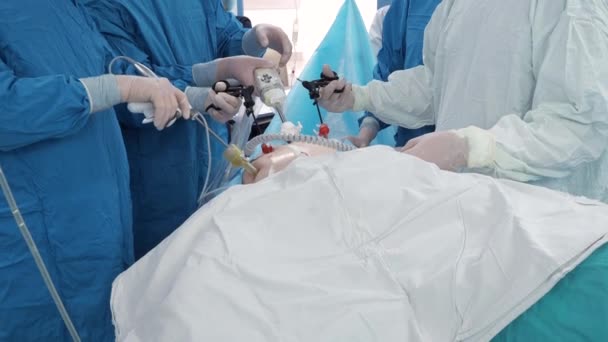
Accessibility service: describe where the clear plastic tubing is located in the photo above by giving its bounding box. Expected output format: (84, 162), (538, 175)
(244, 133), (356, 157)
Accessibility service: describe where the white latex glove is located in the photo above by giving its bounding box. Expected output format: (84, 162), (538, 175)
(117, 76), (190, 130)
(216, 56), (275, 86)
(318, 65), (355, 113)
(251, 24), (293, 66)
(398, 131), (469, 171)
(203, 88), (242, 123)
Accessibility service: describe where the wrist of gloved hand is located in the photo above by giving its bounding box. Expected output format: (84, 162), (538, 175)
(318, 80), (355, 113)
(200, 88), (242, 123)
(242, 26), (267, 57)
(192, 61), (218, 87)
(185, 86), (211, 113)
(193, 56), (274, 89)
(242, 24), (293, 66)
(79, 74), (122, 113)
(454, 126), (496, 168)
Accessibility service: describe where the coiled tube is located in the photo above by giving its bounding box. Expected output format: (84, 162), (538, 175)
(244, 133), (356, 157)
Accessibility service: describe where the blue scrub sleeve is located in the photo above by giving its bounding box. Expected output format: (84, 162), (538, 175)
(359, 2), (403, 131)
(214, 1), (249, 57)
(86, 0), (193, 89)
(85, 1), (194, 127)
(0, 58), (91, 151)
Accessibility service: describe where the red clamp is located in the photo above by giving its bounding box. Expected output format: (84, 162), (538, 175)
(318, 124), (330, 139)
(261, 143), (274, 154)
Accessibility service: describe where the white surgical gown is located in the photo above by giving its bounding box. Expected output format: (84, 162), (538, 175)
(352, 0), (608, 201)
(369, 5), (390, 56)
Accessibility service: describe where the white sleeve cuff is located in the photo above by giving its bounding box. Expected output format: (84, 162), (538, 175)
(352, 85), (370, 112)
(455, 126), (496, 169)
(185, 86), (211, 113)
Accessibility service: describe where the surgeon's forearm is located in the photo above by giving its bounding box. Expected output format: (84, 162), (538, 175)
(353, 66), (435, 129)
(216, 6), (249, 57)
(192, 61), (218, 87)
(79, 74), (122, 113)
(357, 118), (380, 146)
(492, 112), (605, 182)
(184, 86), (211, 113)
(0, 67), (91, 151)
(456, 112), (607, 184)
(242, 28), (267, 57)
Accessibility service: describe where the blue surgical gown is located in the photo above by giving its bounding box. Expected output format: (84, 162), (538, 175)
(361, 0), (441, 147)
(0, 1), (133, 340)
(84, 0), (248, 259)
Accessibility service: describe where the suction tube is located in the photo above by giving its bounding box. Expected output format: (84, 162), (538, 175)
(244, 133), (356, 157)
(0, 166), (81, 342)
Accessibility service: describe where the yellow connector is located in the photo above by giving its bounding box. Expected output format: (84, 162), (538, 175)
(223, 144), (258, 176)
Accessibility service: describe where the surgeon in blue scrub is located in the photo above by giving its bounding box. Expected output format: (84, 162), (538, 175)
(348, 0), (442, 148)
(85, 0), (292, 259)
(0, 1), (191, 340)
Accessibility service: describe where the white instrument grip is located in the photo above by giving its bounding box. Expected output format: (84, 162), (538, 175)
(127, 102), (178, 127)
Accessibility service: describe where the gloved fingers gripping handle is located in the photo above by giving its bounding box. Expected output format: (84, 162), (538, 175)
(127, 102), (178, 127)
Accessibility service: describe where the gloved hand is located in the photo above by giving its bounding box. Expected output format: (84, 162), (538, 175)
(318, 65), (355, 113)
(216, 56), (275, 86)
(203, 88), (242, 123)
(244, 24), (293, 66)
(192, 56), (275, 88)
(346, 123), (379, 148)
(398, 131), (468, 171)
(117, 76), (190, 130)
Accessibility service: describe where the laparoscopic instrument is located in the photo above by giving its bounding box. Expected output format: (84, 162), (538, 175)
(299, 70), (343, 124)
(243, 70), (355, 156)
(108, 56), (259, 181)
(109, 56), (355, 179)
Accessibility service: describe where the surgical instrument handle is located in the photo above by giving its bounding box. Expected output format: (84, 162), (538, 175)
(110, 56), (181, 127)
(126, 102), (180, 127)
(125, 102), (258, 177)
(300, 71), (344, 101)
(208, 81), (256, 115)
(0, 166), (81, 342)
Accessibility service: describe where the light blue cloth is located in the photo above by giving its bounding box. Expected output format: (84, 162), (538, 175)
(85, 0), (248, 259)
(361, 0), (441, 147)
(0, 1), (133, 340)
(264, 0), (395, 146)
